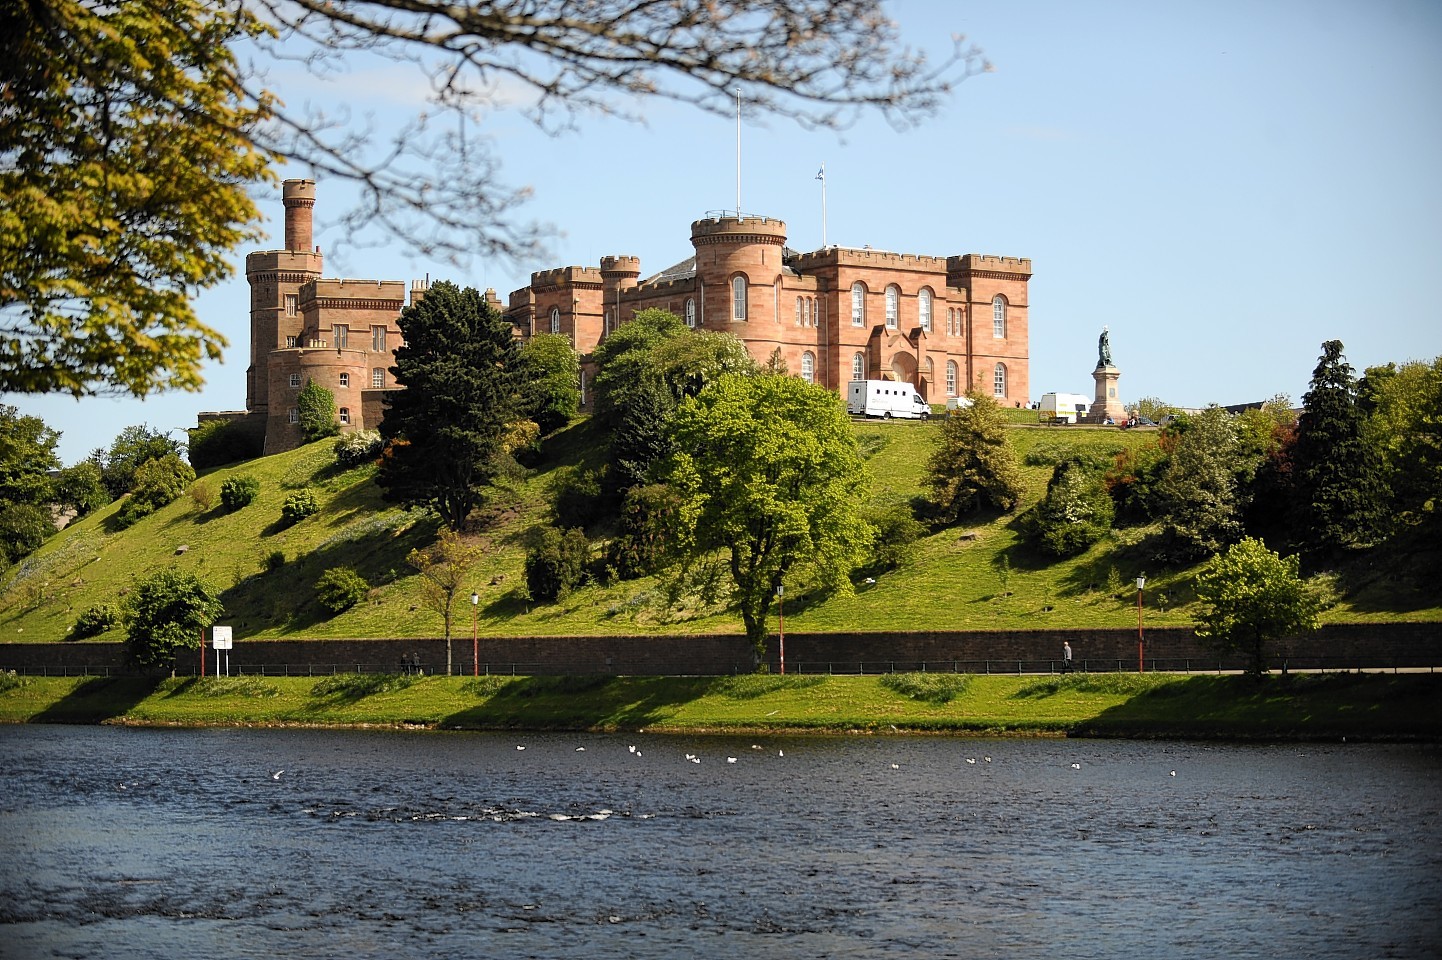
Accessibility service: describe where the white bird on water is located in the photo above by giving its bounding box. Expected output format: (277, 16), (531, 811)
(778, 749), (784, 757)
(966, 758), (976, 765)
(628, 745), (636, 754)
(1169, 770), (1176, 777)
(516, 745), (526, 751)
(727, 757), (737, 764)
(576, 747), (586, 752)
(1070, 763), (1081, 770)
(272, 770), (284, 780)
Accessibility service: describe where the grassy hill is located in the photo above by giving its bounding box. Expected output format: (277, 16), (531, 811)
(3, 412), (1438, 645)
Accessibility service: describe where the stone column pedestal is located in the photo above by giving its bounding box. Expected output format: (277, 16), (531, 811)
(1086, 364), (1126, 424)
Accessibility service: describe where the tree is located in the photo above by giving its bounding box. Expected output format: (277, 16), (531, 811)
(923, 392), (1023, 523)
(121, 569), (224, 673)
(664, 374), (871, 662)
(95, 425), (183, 498)
(53, 461), (109, 519)
(592, 308), (689, 428)
(1193, 538), (1322, 676)
(518, 334), (581, 435)
(1021, 459), (1115, 558)
(0, 405), (60, 505)
(1360, 358), (1442, 530)
(1132, 396), (1178, 422)
(379, 281), (523, 530)
(1292, 340), (1388, 553)
(115, 453), (196, 529)
(0, 503), (54, 565)
(1, 0), (271, 397)
(523, 526), (592, 603)
(5, 1), (982, 399)
(315, 567), (369, 615)
(1155, 406), (1251, 559)
(296, 378), (340, 443)
(406, 529), (484, 675)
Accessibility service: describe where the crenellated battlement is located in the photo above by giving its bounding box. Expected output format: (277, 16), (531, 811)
(947, 254), (1033, 278)
(599, 255), (641, 276)
(637, 275), (697, 295)
(299, 277), (406, 307)
(690, 215), (787, 246)
(531, 265), (604, 289)
(792, 247), (950, 271)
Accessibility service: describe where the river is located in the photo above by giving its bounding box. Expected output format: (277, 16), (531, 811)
(1, 726), (1439, 959)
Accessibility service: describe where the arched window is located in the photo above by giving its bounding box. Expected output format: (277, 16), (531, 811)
(801, 351), (816, 383)
(946, 360), (958, 396)
(851, 282), (865, 326)
(885, 285), (899, 328)
(685, 298), (696, 328)
(918, 288), (932, 332)
(993, 362), (1007, 398)
(550, 307), (561, 334)
(992, 296), (1006, 339)
(339, 407), (350, 425)
(732, 275), (748, 321)
(852, 352), (864, 381)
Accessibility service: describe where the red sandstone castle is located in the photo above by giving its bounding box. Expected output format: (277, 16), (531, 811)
(220, 180), (1031, 453)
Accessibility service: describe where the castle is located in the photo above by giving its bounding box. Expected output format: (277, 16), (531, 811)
(213, 180), (1031, 453)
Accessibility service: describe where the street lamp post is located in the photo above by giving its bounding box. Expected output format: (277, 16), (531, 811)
(776, 585), (785, 675)
(1136, 575), (1147, 673)
(471, 591), (480, 677)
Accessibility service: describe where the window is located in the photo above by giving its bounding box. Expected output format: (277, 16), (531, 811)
(852, 353), (864, 381)
(685, 298), (696, 328)
(992, 296), (1006, 339)
(946, 360), (958, 396)
(284, 294), (297, 316)
(885, 285), (899, 328)
(339, 372), (349, 388)
(801, 351), (816, 383)
(918, 289), (932, 332)
(795, 296), (803, 326)
(993, 362), (1007, 398)
(288, 408), (299, 424)
(372, 367), (385, 388)
(550, 307), (561, 334)
(333, 324), (349, 349)
(851, 282), (865, 326)
(732, 275), (747, 321)
(372, 325), (386, 351)
(339, 407), (350, 425)
(285, 335), (297, 348)
(579, 370), (587, 406)
(289, 373), (300, 388)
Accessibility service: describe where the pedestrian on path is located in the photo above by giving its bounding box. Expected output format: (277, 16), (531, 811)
(1063, 641), (1073, 673)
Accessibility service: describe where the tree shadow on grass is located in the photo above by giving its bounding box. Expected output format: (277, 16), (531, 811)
(30, 675), (165, 724)
(439, 675), (718, 730)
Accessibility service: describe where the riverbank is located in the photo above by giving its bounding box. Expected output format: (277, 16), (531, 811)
(3, 671), (1439, 740)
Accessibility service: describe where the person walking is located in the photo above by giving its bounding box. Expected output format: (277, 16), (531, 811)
(1062, 641), (1073, 673)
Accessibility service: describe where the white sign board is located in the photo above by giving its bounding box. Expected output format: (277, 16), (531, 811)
(212, 626), (233, 650)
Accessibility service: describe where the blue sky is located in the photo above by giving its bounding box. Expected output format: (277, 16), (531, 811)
(13, 0), (1441, 465)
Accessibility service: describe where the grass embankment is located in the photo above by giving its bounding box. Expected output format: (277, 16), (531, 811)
(4, 412), (1439, 645)
(2, 671), (1438, 740)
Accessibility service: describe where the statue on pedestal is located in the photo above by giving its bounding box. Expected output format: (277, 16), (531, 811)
(1097, 326), (1112, 368)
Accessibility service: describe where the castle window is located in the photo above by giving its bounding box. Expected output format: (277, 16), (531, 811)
(339, 372), (349, 388)
(732, 275), (747, 321)
(947, 360), (958, 396)
(372, 325), (386, 351)
(372, 367), (384, 388)
(550, 307), (561, 334)
(885, 286), (899, 328)
(289, 373), (300, 388)
(795, 296), (803, 327)
(333, 324), (349, 349)
(288, 408), (299, 424)
(685, 298), (696, 328)
(579, 370), (586, 406)
(851, 282), (865, 326)
(286, 335), (297, 348)
(993, 362), (1007, 397)
(285, 294), (297, 316)
(801, 351), (816, 383)
(992, 296), (1006, 339)
(806, 298), (814, 326)
(918, 289), (932, 332)
(339, 407), (350, 425)
(852, 353), (864, 381)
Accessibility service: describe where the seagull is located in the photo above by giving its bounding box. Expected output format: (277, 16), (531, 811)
(576, 747), (585, 752)
(966, 758), (976, 765)
(516, 745), (526, 751)
(689, 757), (701, 764)
(1169, 770), (1176, 777)
(778, 749), (784, 757)
(272, 770), (284, 780)
(751, 745), (762, 750)
(727, 757), (737, 764)
(984, 757), (992, 763)
(1070, 763), (1081, 770)
(685, 753), (696, 761)
(628, 745), (636, 754)
(890, 763), (900, 770)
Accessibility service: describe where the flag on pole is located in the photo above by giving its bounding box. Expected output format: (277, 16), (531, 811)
(815, 166), (825, 181)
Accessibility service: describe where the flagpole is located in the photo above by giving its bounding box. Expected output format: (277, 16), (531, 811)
(817, 162), (828, 247)
(735, 87), (742, 218)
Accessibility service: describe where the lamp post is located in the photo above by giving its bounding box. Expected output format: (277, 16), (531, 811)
(1136, 575), (1147, 673)
(776, 585), (785, 675)
(470, 591), (480, 677)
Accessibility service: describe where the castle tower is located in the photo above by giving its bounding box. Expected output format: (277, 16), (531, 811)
(245, 179), (323, 415)
(690, 216), (787, 352)
(947, 254), (1032, 406)
(599, 255), (641, 338)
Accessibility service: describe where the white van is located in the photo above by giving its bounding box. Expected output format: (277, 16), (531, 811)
(847, 380), (930, 420)
(1039, 392), (1091, 424)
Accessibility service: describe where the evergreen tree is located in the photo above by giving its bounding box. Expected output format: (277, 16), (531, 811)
(1292, 340), (1388, 553)
(1155, 405), (1250, 559)
(379, 281), (522, 530)
(518, 333), (581, 435)
(295, 378), (340, 442)
(1021, 458), (1115, 557)
(923, 392), (1023, 523)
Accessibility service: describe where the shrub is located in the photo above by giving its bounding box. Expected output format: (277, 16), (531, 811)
(71, 603), (121, 639)
(0, 502), (54, 564)
(281, 488), (319, 525)
(315, 566), (369, 615)
(881, 672), (972, 704)
(188, 419), (263, 470)
(550, 466), (605, 530)
(523, 526), (591, 602)
(264, 549), (286, 571)
(115, 453), (195, 528)
(296, 379), (340, 442)
(862, 499), (924, 573)
(333, 430), (383, 468)
(189, 480), (218, 512)
(221, 475), (261, 512)
(605, 482), (682, 579)
(1020, 460), (1115, 558)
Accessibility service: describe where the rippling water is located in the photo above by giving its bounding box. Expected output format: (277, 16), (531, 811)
(1, 726), (1439, 959)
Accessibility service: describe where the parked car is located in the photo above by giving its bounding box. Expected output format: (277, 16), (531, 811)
(1125, 416), (1157, 428)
